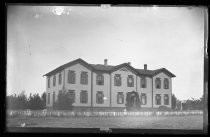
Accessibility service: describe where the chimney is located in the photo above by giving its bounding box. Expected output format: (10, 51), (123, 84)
(128, 62), (131, 65)
(144, 64), (147, 70)
(104, 59), (108, 66)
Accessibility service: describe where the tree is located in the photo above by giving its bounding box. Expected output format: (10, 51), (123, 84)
(182, 95), (204, 110)
(53, 90), (74, 110)
(41, 92), (46, 109)
(7, 91), (28, 110)
(7, 91), (47, 110)
(7, 94), (18, 109)
(171, 94), (179, 110)
(17, 91), (28, 109)
(28, 93), (44, 110)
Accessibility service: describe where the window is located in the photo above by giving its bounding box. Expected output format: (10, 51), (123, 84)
(81, 72), (88, 84)
(117, 92), (124, 104)
(164, 94), (169, 105)
(96, 91), (104, 104)
(127, 75), (134, 87)
(141, 77), (147, 88)
(80, 90), (88, 103)
(53, 92), (55, 106)
(48, 78), (50, 88)
(141, 93), (147, 105)
(47, 93), (50, 104)
(96, 74), (104, 85)
(164, 78), (169, 89)
(68, 90), (75, 103)
(155, 78), (161, 89)
(155, 94), (161, 105)
(68, 70), (76, 84)
(59, 73), (62, 85)
(53, 75), (56, 86)
(114, 74), (121, 86)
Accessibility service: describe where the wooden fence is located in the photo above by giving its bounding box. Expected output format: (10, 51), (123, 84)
(7, 110), (203, 118)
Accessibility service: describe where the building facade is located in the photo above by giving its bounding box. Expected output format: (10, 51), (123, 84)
(44, 58), (175, 110)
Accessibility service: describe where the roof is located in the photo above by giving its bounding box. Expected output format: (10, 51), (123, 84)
(136, 69), (154, 76)
(89, 64), (114, 71)
(43, 58), (176, 78)
(152, 68), (176, 77)
(43, 58), (94, 76)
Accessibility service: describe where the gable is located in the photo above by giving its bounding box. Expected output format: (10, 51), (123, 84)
(43, 58), (93, 77)
(66, 63), (92, 72)
(111, 64), (138, 75)
(152, 68), (176, 78)
(119, 67), (130, 72)
(153, 72), (171, 79)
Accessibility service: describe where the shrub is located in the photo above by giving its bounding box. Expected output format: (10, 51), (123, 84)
(171, 94), (179, 110)
(7, 91), (46, 110)
(53, 90), (74, 110)
(28, 93), (45, 110)
(7, 91), (28, 110)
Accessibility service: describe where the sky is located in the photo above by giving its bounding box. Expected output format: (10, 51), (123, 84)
(7, 5), (205, 100)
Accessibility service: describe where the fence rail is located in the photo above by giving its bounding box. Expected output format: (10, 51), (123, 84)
(7, 110), (203, 118)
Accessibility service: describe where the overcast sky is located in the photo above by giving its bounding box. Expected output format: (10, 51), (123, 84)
(7, 5), (205, 100)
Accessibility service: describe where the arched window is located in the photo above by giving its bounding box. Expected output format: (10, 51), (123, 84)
(117, 92), (124, 104)
(155, 78), (161, 89)
(164, 78), (169, 89)
(80, 90), (88, 103)
(127, 75), (134, 87)
(53, 75), (56, 86)
(68, 70), (76, 84)
(164, 94), (169, 105)
(81, 72), (88, 84)
(68, 90), (75, 103)
(141, 93), (147, 105)
(96, 91), (104, 104)
(141, 77), (147, 88)
(114, 74), (121, 86)
(96, 74), (104, 85)
(155, 94), (161, 105)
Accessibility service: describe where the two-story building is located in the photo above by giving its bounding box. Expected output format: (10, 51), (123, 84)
(43, 58), (175, 110)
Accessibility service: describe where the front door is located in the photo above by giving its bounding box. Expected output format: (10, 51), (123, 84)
(126, 91), (141, 111)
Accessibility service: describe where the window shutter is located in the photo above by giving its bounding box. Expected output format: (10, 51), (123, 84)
(48, 78), (50, 88)
(86, 73), (88, 84)
(102, 75), (104, 85)
(127, 77), (129, 87)
(159, 79), (161, 88)
(102, 92), (104, 103)
(73, 72), (76, 83)
(80, 73), (82, 84)
(145, 78), (147, 88)
(96, 92), (99, 104)
(68, 71), (70, 83)
(48, 93), (50, 104)
(132, 77), (134, 87)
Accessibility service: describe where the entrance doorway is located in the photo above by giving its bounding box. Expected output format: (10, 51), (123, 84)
(125, 91), (141, 111)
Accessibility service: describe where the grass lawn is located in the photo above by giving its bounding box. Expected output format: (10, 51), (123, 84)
(7, 115), (203, 129)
